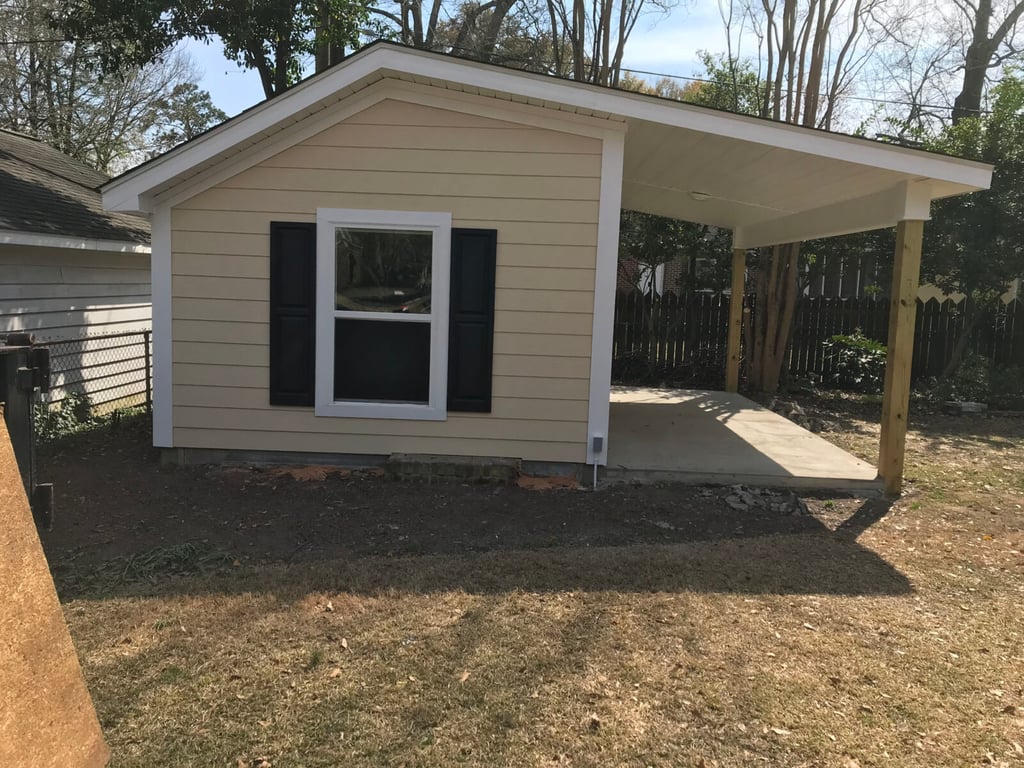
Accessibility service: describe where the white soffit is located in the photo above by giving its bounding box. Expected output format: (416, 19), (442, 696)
(102, 42), (993, 243)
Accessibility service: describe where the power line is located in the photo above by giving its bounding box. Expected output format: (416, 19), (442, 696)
(439, 42), (983, 116)
(0, 34), (985, 116)
(617, 65), (983, 116)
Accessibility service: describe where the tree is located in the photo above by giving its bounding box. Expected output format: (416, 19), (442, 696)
(727, 0), (885, 130)
(544, 0), (674, 87)
(869, 0), (1024, 135)
(925, 71), (1024, 374)
(61, 0), (372, 100)
(428, 0), (561, 71)
(951, 0), (1024, 123)
(683, 52), (764, 115)
(0, 0), (221, 172)
(375, 0), (519, 59)
(146, 82), (229, 157)
(714, 0), (885, 392)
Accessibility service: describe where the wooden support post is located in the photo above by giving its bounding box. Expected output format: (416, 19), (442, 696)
(725, 248), (746, 392)
(879, 219), (924, 495)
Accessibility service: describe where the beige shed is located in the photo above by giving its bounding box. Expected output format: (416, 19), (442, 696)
(102, 42), (991, 494)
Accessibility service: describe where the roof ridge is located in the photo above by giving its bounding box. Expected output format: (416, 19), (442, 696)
(1, 136), (110, 191)
(0, 126), (43, 142)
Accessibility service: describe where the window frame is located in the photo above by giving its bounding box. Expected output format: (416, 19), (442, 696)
(314, 208), (452, 420)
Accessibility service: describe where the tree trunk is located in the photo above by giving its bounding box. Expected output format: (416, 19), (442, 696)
(939, 299), (985, 378)
(952, 0), (994, 124)
(314, 3), (347, 73)
(747, 242), (801, 393)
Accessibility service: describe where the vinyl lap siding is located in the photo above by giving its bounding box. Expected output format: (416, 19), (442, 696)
(170, 98), (602, 464)
(0, 246), (150, 340)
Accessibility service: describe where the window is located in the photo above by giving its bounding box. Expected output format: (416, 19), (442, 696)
(315, 209), (451, 420)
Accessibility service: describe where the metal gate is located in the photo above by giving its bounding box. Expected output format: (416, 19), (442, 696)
(1, 333), (53, 529)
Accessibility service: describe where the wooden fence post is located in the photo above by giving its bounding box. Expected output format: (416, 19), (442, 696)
(725, 248), (745, 392)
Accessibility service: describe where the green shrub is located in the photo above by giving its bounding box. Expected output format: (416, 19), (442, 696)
(989, 364), (1024, 410)
(821, 330), (887, 393)
(932, 351), (991, 404)
(34, 391), (94, 442)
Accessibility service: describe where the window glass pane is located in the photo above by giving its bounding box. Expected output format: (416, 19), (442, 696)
(334, 318), (430, 403)
(335, 228), (432, 313)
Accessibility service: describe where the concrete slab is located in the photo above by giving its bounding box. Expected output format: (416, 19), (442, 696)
(606, 387), (881, 492)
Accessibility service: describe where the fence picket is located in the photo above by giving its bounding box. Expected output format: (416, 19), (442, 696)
(613, 290), (1024, 386)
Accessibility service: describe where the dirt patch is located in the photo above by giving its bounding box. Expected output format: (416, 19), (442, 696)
(38, 418), (841, 575)
(515, 472), (582, 491)
(36, 402), (1024, 768)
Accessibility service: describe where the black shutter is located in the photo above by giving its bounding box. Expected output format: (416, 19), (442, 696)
(447, 228), (497, 412)
(269, 222), (316, 406)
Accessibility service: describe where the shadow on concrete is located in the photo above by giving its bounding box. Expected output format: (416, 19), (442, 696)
(606, 387), (879, 490)
(608, 391), (791, 478)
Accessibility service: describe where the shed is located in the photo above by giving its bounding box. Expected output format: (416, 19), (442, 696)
(102, 42), (991, 494)
(1, 129), (152, 411)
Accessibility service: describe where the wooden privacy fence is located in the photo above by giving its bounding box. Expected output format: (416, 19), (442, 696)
(613, 290), (1024, 384)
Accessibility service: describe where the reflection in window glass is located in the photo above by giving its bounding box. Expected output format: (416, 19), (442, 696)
(335, 228), (432, 313)
(333, 318), (430, 403)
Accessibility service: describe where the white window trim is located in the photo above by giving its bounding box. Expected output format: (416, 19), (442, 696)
(314, 208), (451, 420)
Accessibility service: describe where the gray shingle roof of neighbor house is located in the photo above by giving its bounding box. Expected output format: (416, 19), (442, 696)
(0, 128), (150, 245)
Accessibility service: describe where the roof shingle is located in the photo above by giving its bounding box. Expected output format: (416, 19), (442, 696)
(0, 129), (149, 244)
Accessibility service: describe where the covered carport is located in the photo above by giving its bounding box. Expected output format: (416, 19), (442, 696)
(601, 99), (993, 494)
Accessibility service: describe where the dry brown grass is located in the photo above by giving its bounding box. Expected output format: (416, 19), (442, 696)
(57, 403), (1024, 768)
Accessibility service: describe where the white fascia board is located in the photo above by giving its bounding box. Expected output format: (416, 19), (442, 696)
(102, 43), (991, 214)
(0, 230), (150, 253)
(734, 180), (933, 249)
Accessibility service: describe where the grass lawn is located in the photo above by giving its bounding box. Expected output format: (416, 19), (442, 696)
(40, 397), (1024, 767)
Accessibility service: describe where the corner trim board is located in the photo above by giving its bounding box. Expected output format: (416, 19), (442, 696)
(150, 207), (172, 447)
(586, 130), (625, 465)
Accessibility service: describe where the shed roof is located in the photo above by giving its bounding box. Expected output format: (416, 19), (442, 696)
(102, 43), (991, 247)
(0, 129), (150, 246)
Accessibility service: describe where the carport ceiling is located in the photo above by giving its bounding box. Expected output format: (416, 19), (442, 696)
(621, 118), (974, 233)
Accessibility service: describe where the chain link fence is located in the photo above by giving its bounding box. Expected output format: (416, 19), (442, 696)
(41, 330), (152, 415)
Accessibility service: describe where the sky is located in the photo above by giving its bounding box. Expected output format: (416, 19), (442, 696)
(183, 3), (732, 117)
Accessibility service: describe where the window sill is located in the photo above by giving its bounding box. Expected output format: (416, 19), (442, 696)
(315, 401), (448, 421)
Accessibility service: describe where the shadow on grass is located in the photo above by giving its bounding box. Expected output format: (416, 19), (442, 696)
(53, 499), (910, 602)
(38, 410), (910, 603)
(835, 497), (893, 541)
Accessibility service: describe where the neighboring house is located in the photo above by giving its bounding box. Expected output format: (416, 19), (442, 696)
(100, 42), (989, 486)
(0, 129), (151, 410)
